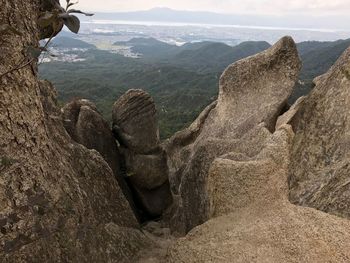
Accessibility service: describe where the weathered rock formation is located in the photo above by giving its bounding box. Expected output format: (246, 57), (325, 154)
(112, 89), (160, 154)
(164, 36), (301, 234)
(62, 100), (120, 174)
(0, 1), (153, 261)
(4, 1), (350, 259)
(167, 125), (350, 262)
(289, 45), (350, 219)
(113, 89), (172, 218)
(166, 38), (350, 262)
(61, 99), (139, 220)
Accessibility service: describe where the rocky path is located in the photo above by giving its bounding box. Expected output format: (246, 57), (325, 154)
(134, 221), (177, 263)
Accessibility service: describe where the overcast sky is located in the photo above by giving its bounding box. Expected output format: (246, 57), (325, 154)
(73, 0), (350, 15)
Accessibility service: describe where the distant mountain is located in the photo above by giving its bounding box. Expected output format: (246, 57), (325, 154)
(299, 39), (350, 79)
(116, 37), (271, 72)
(83, 7), (349, 31)
(169, 41), (271, 72)
(115, 37), (167, 46)
(39, 37), (350, 138)
(297, 41), (335, 57)
(51, 36), (96, 49)
(114, 38), (178, 58)
(288, 38), (350, 102)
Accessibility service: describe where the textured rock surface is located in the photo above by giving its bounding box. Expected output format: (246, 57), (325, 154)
(62, 100), (121, 178)
(276, 96), (305, 130)
(167, 126), (350, 263)
(165, 36), (301, 234)
(125, 151), (168, 190)
(76, 105), (121, 174)
(134, 221), (176, 263)
(113, 89), (172, 217)
(62, 99), (98, 142)
(63, 101), (119, 174)
(113, 89), (160, 154)
(289, 46), (350, 219)
(61, 100), (138, 219)
(0, 2), (151, 261)
(0, 79), (149, 261)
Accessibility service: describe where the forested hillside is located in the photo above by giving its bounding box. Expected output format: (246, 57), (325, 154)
(50, 36), (97, 49)
(39, 36), (350, 138)
(289, 38), (350, 101)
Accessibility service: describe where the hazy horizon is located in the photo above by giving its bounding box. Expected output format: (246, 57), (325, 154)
(72, 6), (350, 32)
(70, 0), (350, 16)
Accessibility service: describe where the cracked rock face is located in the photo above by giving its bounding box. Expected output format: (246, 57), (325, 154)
(164, 36), (302, 234)
(289, 46), (350, 219)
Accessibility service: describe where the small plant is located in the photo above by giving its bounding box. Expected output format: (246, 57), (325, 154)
(0, 0), (93, 79)
(39, 0), (93, 36)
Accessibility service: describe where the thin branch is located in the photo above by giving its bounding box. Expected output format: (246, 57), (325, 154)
(0, 57), (34, 79)
(0, 33), (55, 80)
(43, 34), (55, 49)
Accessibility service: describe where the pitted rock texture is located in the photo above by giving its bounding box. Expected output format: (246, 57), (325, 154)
(113, 89), (160, 154)
(164, 36), (301, 234)
(289, 46), (350, 219)
(0, 79), (147, 261)
(167, 126), (350, 263)
(0, 2), (150, 260)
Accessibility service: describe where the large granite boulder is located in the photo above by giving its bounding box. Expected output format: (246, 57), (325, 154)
(164, 36), (301, 234)
(72, 103), (121, 176)
(289, 46), (350, 218)
(112, 89), (160, 154)
(113, 89), (172, 218)
(167, 126), (350, 262)
(61, 100), (137, 216)
(125, 150), (169, 190)
(61, 99), (98, 143)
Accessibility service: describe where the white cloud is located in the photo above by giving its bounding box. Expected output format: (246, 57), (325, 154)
(71, 0), (350, 15)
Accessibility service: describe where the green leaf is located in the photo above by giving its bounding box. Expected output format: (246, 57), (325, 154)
(26, 46), (42, 59)
(63, 15), (80, 34)
(58, 13), (70, 19)
(67, 9), (94, 16)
